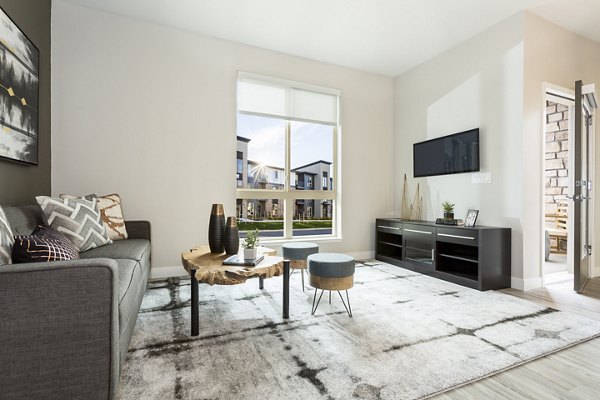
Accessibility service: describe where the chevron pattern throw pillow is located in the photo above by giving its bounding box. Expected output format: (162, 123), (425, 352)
(36, 196), (112, 252)
(60, 193), (128, 241)
(0, 206), (15, 265)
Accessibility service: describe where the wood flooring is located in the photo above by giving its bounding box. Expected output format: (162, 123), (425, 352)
(432, 277), (600, 400)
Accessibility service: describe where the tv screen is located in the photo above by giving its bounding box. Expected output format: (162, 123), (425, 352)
(413, 128), (479, 177)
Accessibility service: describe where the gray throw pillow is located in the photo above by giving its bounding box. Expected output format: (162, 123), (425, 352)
(0, 206), (15, 265)
(36, 196), (112, 252)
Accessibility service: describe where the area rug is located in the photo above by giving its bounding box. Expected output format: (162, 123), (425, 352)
(119, 260), (600, 400)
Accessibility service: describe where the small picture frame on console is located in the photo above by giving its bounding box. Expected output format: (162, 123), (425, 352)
(465, 209), (479, 227)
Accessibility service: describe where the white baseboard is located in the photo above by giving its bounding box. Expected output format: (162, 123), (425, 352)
(348, 251), (376, 260)
(151, 265), (187, 279)
(511, 276), (543, 291)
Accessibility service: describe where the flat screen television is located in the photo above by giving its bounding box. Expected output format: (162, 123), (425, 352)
(413, 128), (479, 177)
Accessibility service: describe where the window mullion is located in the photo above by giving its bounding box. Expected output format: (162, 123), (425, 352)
(284, 121), (293, 239)
(333, 125), (339, 237)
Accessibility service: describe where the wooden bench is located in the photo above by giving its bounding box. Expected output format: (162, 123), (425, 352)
(546, 203), (568, 254)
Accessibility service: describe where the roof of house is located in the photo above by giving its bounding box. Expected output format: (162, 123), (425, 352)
(292, 160), (332, 171)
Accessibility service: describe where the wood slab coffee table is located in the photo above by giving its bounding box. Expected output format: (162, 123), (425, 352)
(181, 245), (290, 336)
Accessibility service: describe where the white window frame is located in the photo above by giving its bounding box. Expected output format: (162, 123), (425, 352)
(236, 72), (341, 242)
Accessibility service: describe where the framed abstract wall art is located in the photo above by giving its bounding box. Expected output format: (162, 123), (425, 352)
(0, 7), (39, 165)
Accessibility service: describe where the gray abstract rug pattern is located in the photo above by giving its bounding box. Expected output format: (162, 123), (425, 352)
(119, 261), (600, 400)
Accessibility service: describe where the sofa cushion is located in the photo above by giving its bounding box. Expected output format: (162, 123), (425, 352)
(36, 196), (112, 251)
(115, 259), (142, 333)
(2, 205), (45, 236)
(12, 225), (80, 263)
(60, 193), (129, 241)
(80, 239), (150, 262)
(0, 206), (15, 265)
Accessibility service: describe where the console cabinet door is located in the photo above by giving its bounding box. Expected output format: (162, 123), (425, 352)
(403, 224), (435, 267)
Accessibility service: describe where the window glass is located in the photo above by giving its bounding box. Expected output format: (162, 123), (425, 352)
(290, 121), (333, 191)
(236, 114), (285, 190)
(292, 199), (334, 236)
(237, 198), (284, 239)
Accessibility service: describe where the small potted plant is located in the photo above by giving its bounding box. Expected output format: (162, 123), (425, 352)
(442, 201), (455, 220)
(242, 229), (260, 260)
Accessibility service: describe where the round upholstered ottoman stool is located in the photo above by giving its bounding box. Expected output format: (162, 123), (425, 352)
(308, 253), (355, 317)
(282, 242), (319, 291)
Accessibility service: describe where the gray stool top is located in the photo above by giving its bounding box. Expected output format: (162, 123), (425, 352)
(308, 253), (355, 278)
(282, 242), (319, 260)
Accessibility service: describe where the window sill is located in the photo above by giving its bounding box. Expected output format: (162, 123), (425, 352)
(261, 235), (342, 246)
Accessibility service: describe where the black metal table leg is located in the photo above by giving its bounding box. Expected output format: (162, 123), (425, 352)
(190, 269), (199, 336)
(283, 260), (290, 319)
(259, 276), (264, 290)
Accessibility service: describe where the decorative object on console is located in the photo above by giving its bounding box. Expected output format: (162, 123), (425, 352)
(400, 174), (411, 219)
(410, 183), (423, 221)
(435, 218), (463, 226)
(224, 217), (239, 255)
(0, 206), (15, 265)
(400, 174), (423, 221)
(208, 203), (225, 253)
(60, 193), (128, 240)
(35, 196), (112, 251)
(465, 209), (479, 227)
(12, 225), (79, 263)
(242, 229), (260, 260)
(0, 7), (39, 165)
(442, 201), (455, 220)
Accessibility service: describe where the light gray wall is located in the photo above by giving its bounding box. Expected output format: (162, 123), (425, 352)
(522, 11), (600, 282)
(51, 2), (395, 273)
(394, 11), (600, 289)
(0, 0), (51, 205)
(394, 13), (526, 286)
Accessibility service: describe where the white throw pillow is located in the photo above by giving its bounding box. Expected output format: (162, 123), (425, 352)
(0, 206), (15, 265)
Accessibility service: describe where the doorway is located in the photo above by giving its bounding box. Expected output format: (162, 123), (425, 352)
(542, 87), (574, 287)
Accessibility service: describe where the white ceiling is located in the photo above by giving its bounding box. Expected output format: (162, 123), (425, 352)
(60, 0), (600, 77)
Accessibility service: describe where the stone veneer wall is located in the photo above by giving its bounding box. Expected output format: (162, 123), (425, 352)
(544, 100), (569, 225)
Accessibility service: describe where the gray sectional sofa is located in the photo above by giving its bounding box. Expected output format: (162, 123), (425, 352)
(0, 205), (151, 400)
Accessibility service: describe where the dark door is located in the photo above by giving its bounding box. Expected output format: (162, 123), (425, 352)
(572, 81), (597, 292)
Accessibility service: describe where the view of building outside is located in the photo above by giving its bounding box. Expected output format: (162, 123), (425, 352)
(236, 113), (334, 237)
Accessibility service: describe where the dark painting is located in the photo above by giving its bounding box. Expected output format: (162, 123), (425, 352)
(0, 7), (39, 165)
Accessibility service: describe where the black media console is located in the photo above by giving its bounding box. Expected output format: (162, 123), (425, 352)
(375, 219), (511, 290)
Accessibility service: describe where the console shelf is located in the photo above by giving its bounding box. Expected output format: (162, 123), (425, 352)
(379, 241), (403, 248)
(438, 253), (478, 263)
(375, 219), (511, 290)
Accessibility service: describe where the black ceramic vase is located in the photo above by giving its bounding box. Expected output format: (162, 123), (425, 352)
(208, 204), (225, 253)
(224, 217), (240, 255)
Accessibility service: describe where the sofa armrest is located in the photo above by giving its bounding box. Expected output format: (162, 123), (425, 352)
(125, 220), (151, 241)
(0, 259), (119, 400)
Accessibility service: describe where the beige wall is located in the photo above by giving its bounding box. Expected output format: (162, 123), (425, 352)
(394, 14), (526, 286)
(51, 2), (395, 274)
(522, 11), (600, 282)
